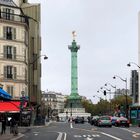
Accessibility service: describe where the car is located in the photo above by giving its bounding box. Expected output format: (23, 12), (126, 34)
(111, 116), (120, 125)
(114, 117), (130, 127)
(97, 116), (112, 127)
(74, 117), (84, 124)
(90, 116), (99, 125)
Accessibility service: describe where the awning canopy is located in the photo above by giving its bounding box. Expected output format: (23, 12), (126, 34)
(0, 88), (12, 100)
(0, 101), (27, 113)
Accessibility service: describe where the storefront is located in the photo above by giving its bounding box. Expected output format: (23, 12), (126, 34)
(129, 106), (140, 126)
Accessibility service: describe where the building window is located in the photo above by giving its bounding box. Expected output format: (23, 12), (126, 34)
(3, 46), (16, 59)
(7, 85), (14, 97)
(4, 66), (17, 79)
(2, 8), (14, 20)
(3, 26), (16, 40)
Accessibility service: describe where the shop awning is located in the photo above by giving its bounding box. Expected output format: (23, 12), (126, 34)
(0, 88), (12, 100)
(0, 101), (27, 113)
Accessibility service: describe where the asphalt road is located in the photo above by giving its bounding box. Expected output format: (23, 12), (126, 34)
(19, 122), (140, 140)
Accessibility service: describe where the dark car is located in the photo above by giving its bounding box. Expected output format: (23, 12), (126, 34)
(111, 116), (120, 125)
(75, 117), (84, 124)
(90, 116), (99, 126)
(114, 117), (130, 127)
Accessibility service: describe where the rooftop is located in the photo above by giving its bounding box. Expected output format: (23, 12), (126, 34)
(0, 0), (17, 7)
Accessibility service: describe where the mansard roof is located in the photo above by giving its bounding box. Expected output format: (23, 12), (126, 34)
(0, 0), (17, 7)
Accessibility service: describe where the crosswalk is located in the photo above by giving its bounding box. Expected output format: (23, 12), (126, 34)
(74, 134), (100, 138)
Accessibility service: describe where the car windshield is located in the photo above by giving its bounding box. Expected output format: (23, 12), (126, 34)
(101, 117), (110, 120)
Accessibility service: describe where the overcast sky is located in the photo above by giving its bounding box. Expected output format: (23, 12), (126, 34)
(28, 0), (140, 103)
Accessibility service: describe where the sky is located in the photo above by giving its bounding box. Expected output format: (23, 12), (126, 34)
(28, 0), (140, 103)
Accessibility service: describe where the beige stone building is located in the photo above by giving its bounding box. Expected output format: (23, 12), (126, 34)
(14, 0), (42, 106)
(0, 0), (42, 108)
(0, 0), (28, 99)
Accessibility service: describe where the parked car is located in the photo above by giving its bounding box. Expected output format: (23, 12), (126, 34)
(74, 117), (84, 124)
(90, 116), (99, 126)
(97, 116), (112, 127)
(111, 116), (120, 125)
(114, 117), (130, 127)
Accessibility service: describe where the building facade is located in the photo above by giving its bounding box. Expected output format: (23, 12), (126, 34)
(14, 0), (42, 105)
(0, 0), (28, 99)
(0, 0), (42, 107)
(138, 12), (140, 105)
(130, 70), (139, 105)
(42, 91), (66, 117)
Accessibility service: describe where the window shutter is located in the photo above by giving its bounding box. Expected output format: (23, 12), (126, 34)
(11, 86), (13, 97)
(4, 66), (7, 78)
(3, 46), (7, 58)
(13, 67), (17, 79)
(25, 68), (27, 81)
(13, 28), (16, 40)
(3, 26), (6, 39)
(7, 86), (10, 94)
(13, 47), (16, 59)
(2, 8), (6, 19)
(11, 10), (14, 20)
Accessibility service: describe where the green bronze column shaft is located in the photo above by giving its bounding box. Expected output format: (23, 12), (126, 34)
(68, 39), (80, 99)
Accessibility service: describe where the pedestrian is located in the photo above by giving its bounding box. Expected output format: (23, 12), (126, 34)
(1, 115), (6, 135)
(10, 117), (18, 136)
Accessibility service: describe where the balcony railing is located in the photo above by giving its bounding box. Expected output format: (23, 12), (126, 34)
(0, 12), (28, 25)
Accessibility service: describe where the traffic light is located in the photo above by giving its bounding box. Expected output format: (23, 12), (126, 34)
(103, 90), (106, 95)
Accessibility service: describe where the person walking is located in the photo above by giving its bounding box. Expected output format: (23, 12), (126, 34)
(1, 115), (6, 135)
(10, 117), (18, 136)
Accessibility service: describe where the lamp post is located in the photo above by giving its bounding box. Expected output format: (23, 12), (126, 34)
(113, 75), (128, 118)
(20, 91), (25, 126)
(29, 54), (48, 124)
(29, 54), (48, 103)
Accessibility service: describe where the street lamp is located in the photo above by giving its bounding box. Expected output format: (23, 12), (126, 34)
(29, 55), (48, 65)
(93, 95), (102, 101)
(29, 54), (48, 124)
(127, 62), (140, 68)
(113, 75), (128, 118)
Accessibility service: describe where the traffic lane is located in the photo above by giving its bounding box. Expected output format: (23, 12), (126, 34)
(94, 126), (138, 140)
(72, 122), (139, 140)
(19, 127), (58, 140)
(66, 123), (123, 140)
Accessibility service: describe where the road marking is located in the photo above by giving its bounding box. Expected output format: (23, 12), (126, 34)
(119, 127), (136, 134)
(133, 133), (140, 138)
(74, 134), (100, 138)
(64, 132), (67, 140)
(74, 135), (82, 137)
(34, 133), (38, 136)
(56, 132), (63, 140)
(92, 134), (100, 137)
(11, 133), (24, 140)
(101, 132), (123, 140)
(84, 138), (93, 140)
(70, 122), (73, 128)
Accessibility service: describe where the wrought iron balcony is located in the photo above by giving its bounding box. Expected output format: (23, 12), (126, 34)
(0, 12), (28, 25)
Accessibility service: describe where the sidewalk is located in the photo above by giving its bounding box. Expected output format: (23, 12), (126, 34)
(0, 126), (30, 140)
(0, 121), (52, 140)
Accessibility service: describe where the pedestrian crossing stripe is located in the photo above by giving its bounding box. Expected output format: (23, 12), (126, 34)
(74, 134), (100, 138)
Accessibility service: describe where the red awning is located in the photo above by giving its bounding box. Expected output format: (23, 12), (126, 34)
(0, 101), (27, 113)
